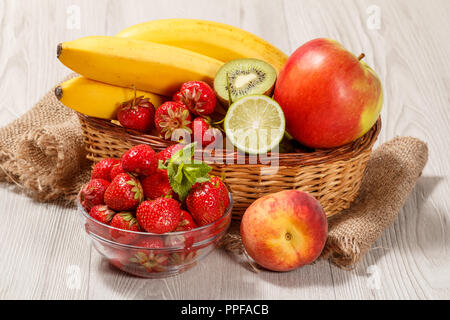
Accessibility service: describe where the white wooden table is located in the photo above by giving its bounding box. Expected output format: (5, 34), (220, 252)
(0, 0), (449, 300)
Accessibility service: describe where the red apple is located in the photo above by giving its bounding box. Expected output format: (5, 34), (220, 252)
(274, 38), (383, 148)
(240, 190), (327, 272)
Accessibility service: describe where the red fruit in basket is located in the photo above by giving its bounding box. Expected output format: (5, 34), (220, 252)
(89, 205), (116, 225)
(110, 163), (126, 180)
(175, 210), (198, 231)
(91, 158), (120, 181)
(110, 212), (141, 244)
(157, 144), (184, 164)
(273, 38), (383, 148)
(104, 173), (144, 211)
(173, 81), (216, 116)
(136, 198), (181, 234)
(154, 101), (192, 140)
(80, 178), (110, 212)
(121, 144), (157, 176)
(186, 176), (229, 226)
(141, 169), (174, 200)
(130, 237), (168, 272)
(117, 96), (155, 133)
(192, 117), (218, 147)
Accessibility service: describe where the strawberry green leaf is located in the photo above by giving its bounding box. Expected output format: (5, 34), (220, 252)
(158, 159), (168, 170)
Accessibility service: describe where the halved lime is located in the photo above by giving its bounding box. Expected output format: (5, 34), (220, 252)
(224, 95), (285, 154)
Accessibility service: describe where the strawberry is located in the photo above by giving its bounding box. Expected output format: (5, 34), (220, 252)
(154, 101), (192, 140)
(169, 250), (197, 266)
(91, 158), (120, 181)
(121, 144), (157, 176)
(108, 249), (131, 270)
(192, 117), (219, 147)
(89, 205), (116, 225)
(211, 176), (230, 209)
(141, 169), (174, 200)
(136, 198), (181, 234)
(110, 163), (126, 180)
(104, 173), (144, 211)
(175, 210), (198, 231)
(117, 96), (155, 133)
(157, 143), (184, 164)
(173, 81), (216, 116)
(186, 176), (229, 226)
(109, 212), (141, 244)
(129, 237), (168, 273)
(80, 178), (110, 212)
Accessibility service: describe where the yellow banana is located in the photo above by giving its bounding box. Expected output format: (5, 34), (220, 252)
(55, 76), (165, 120)
(57, 36), (223, 96)
(116, 19), (288, 73)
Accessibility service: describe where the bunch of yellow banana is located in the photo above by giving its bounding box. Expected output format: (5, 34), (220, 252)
(116, 19), (288, 73)
(55, 77), (165, 119)
(57, 19), (288, 120)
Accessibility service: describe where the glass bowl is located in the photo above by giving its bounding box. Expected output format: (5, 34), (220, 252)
(77, 194), (233, 278)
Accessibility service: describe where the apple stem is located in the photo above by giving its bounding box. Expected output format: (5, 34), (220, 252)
(358, 53), (365, 61)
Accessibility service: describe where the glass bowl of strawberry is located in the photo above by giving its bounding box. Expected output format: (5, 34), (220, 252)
(77, 143), (233, 279)
(77, 192), (232, 278)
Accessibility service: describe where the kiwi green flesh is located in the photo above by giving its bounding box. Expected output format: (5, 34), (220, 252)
(214, 58), (277, 104)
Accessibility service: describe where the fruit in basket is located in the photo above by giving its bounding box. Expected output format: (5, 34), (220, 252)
(136, 198), (182, 234)
(186, 176), (229, 226)
(104, 173), (144, 211)
(175, 210), (198, 231)
(192, 117), (218, 148)
(155, 102), (192, 140)
(116, 19), (288, 72)
(141, 169), (174, 200)
(214, 58), (277, 104)
(110, 212), (141, 244)
(55, 76), (164, 120)
(129, 237), (169, 272)
(91, 158), (120, 181)
(80, 178), (110, 211)
(157, 144), (184, 164)
(173, 81), (217, 116)
(224, 95), (285, 154)
(117, 96), (155, 133)
(89, 205), (116, 225)
(57, 36), (223, 96)
(241, 190), (327, 272)
(273, 38), (383, 148)
(120, 144), (158, 176)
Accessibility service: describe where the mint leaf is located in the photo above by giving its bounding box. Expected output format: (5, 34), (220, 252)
(166, 142), (212, 200)
(171, 143), (196, 165)
(168, 172), (192, 201)
(174, 162), (185, 185)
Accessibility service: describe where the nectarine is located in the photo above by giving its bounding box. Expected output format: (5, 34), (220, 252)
(241, 190), (327, 271)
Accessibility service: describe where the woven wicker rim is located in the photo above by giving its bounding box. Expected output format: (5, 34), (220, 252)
(77, 113), (381, 166)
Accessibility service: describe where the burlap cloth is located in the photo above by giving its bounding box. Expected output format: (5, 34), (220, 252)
(0, 79), (428, 269)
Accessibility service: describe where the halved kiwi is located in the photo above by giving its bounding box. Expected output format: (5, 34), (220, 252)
(214, 58), (277, 105)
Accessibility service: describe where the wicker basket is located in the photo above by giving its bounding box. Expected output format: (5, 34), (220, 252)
(78, 113), (381, 219)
